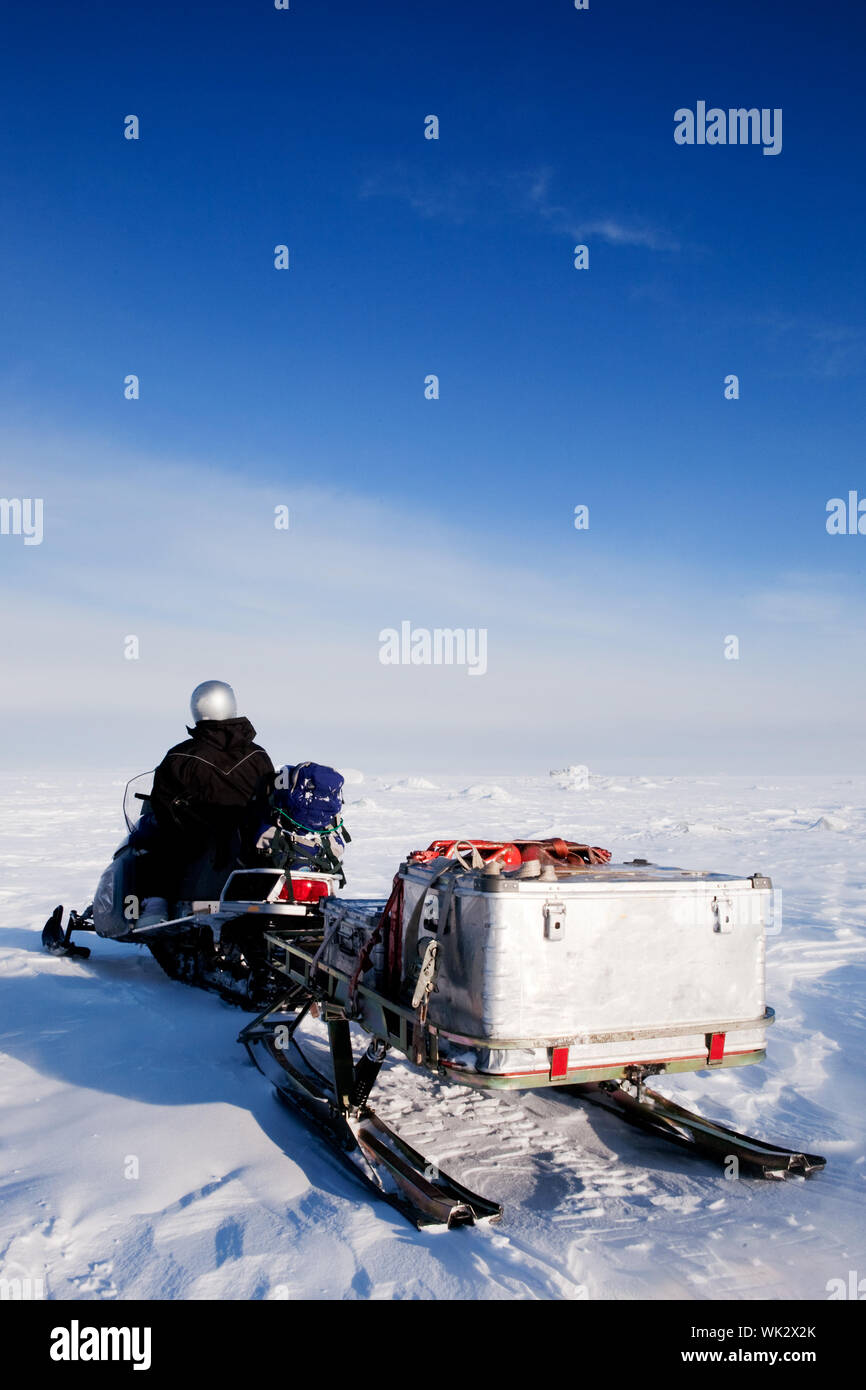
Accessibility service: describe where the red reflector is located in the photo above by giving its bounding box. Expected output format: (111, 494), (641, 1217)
(550, 1047), (569, 1080)
(277, 878), (330, 903)
(708, 1032), (726, 1063)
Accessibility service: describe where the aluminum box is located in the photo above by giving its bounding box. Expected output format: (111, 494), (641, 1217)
(317, 859), (773, 1087)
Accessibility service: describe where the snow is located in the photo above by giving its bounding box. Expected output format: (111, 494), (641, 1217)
(1, 768), (865, 1301)
(457, 784), (513, 802)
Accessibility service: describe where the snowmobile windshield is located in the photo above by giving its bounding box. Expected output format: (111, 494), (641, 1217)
(123, 771), (155, 833)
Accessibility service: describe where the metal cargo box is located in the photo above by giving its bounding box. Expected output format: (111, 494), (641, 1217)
(309, 859), (773, 1088)
(392, 858), (772, 1085)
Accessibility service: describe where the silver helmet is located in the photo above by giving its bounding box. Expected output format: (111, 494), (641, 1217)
(190, 680), (238, 723)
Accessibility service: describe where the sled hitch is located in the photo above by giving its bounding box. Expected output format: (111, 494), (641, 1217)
(618, 1063), (666, 1100)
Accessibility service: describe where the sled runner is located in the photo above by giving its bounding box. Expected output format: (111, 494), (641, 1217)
(240, 999), (503, 1230)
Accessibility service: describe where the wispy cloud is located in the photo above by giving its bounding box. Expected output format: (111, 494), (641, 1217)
(520, 167), (681, 252)
(359, 162), (680, 252)
(747, 572), (862, 629)
(358, 166), (478, 225)
(753, 311), (866, 380)
(3, 432), (863, 772)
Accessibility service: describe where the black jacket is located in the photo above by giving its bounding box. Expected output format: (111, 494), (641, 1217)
(151, 718), (275, 855)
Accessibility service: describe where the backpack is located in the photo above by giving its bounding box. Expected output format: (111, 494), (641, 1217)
(264, 762), (350, 884)
(274, 762), (345, 832)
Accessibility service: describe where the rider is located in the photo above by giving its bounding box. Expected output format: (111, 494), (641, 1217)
(138, 681), (275, 927)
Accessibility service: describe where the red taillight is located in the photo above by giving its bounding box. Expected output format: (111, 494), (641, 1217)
(277, 877), (331, 903)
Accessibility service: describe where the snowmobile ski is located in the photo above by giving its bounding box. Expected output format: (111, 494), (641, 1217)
(42, 905), (92, 959)
(566, 1079), (826, 1178)
(240, 1000), (502, 1230)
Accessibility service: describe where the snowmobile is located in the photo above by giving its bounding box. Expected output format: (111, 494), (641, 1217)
(238, 837), (827, 1230)
(42, 766), (346, 1010)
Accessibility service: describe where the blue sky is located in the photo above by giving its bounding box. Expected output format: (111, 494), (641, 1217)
(1, 1), (864, 773)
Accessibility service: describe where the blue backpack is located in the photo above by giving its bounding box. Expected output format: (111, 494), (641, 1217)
(273, 762), (344, 833)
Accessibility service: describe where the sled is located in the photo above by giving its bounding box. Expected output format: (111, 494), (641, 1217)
(238, 848), (826, 1227)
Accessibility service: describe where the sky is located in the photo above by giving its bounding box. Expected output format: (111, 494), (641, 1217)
(0, 0), (864, 775)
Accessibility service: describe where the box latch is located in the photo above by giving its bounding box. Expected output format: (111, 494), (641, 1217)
(544, 901), (566, 941)
(706, 1031), (726, 1066)
(712, 895), (734, 934)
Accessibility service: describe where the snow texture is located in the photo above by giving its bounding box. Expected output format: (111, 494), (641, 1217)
(1, 769), (864, 1301)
